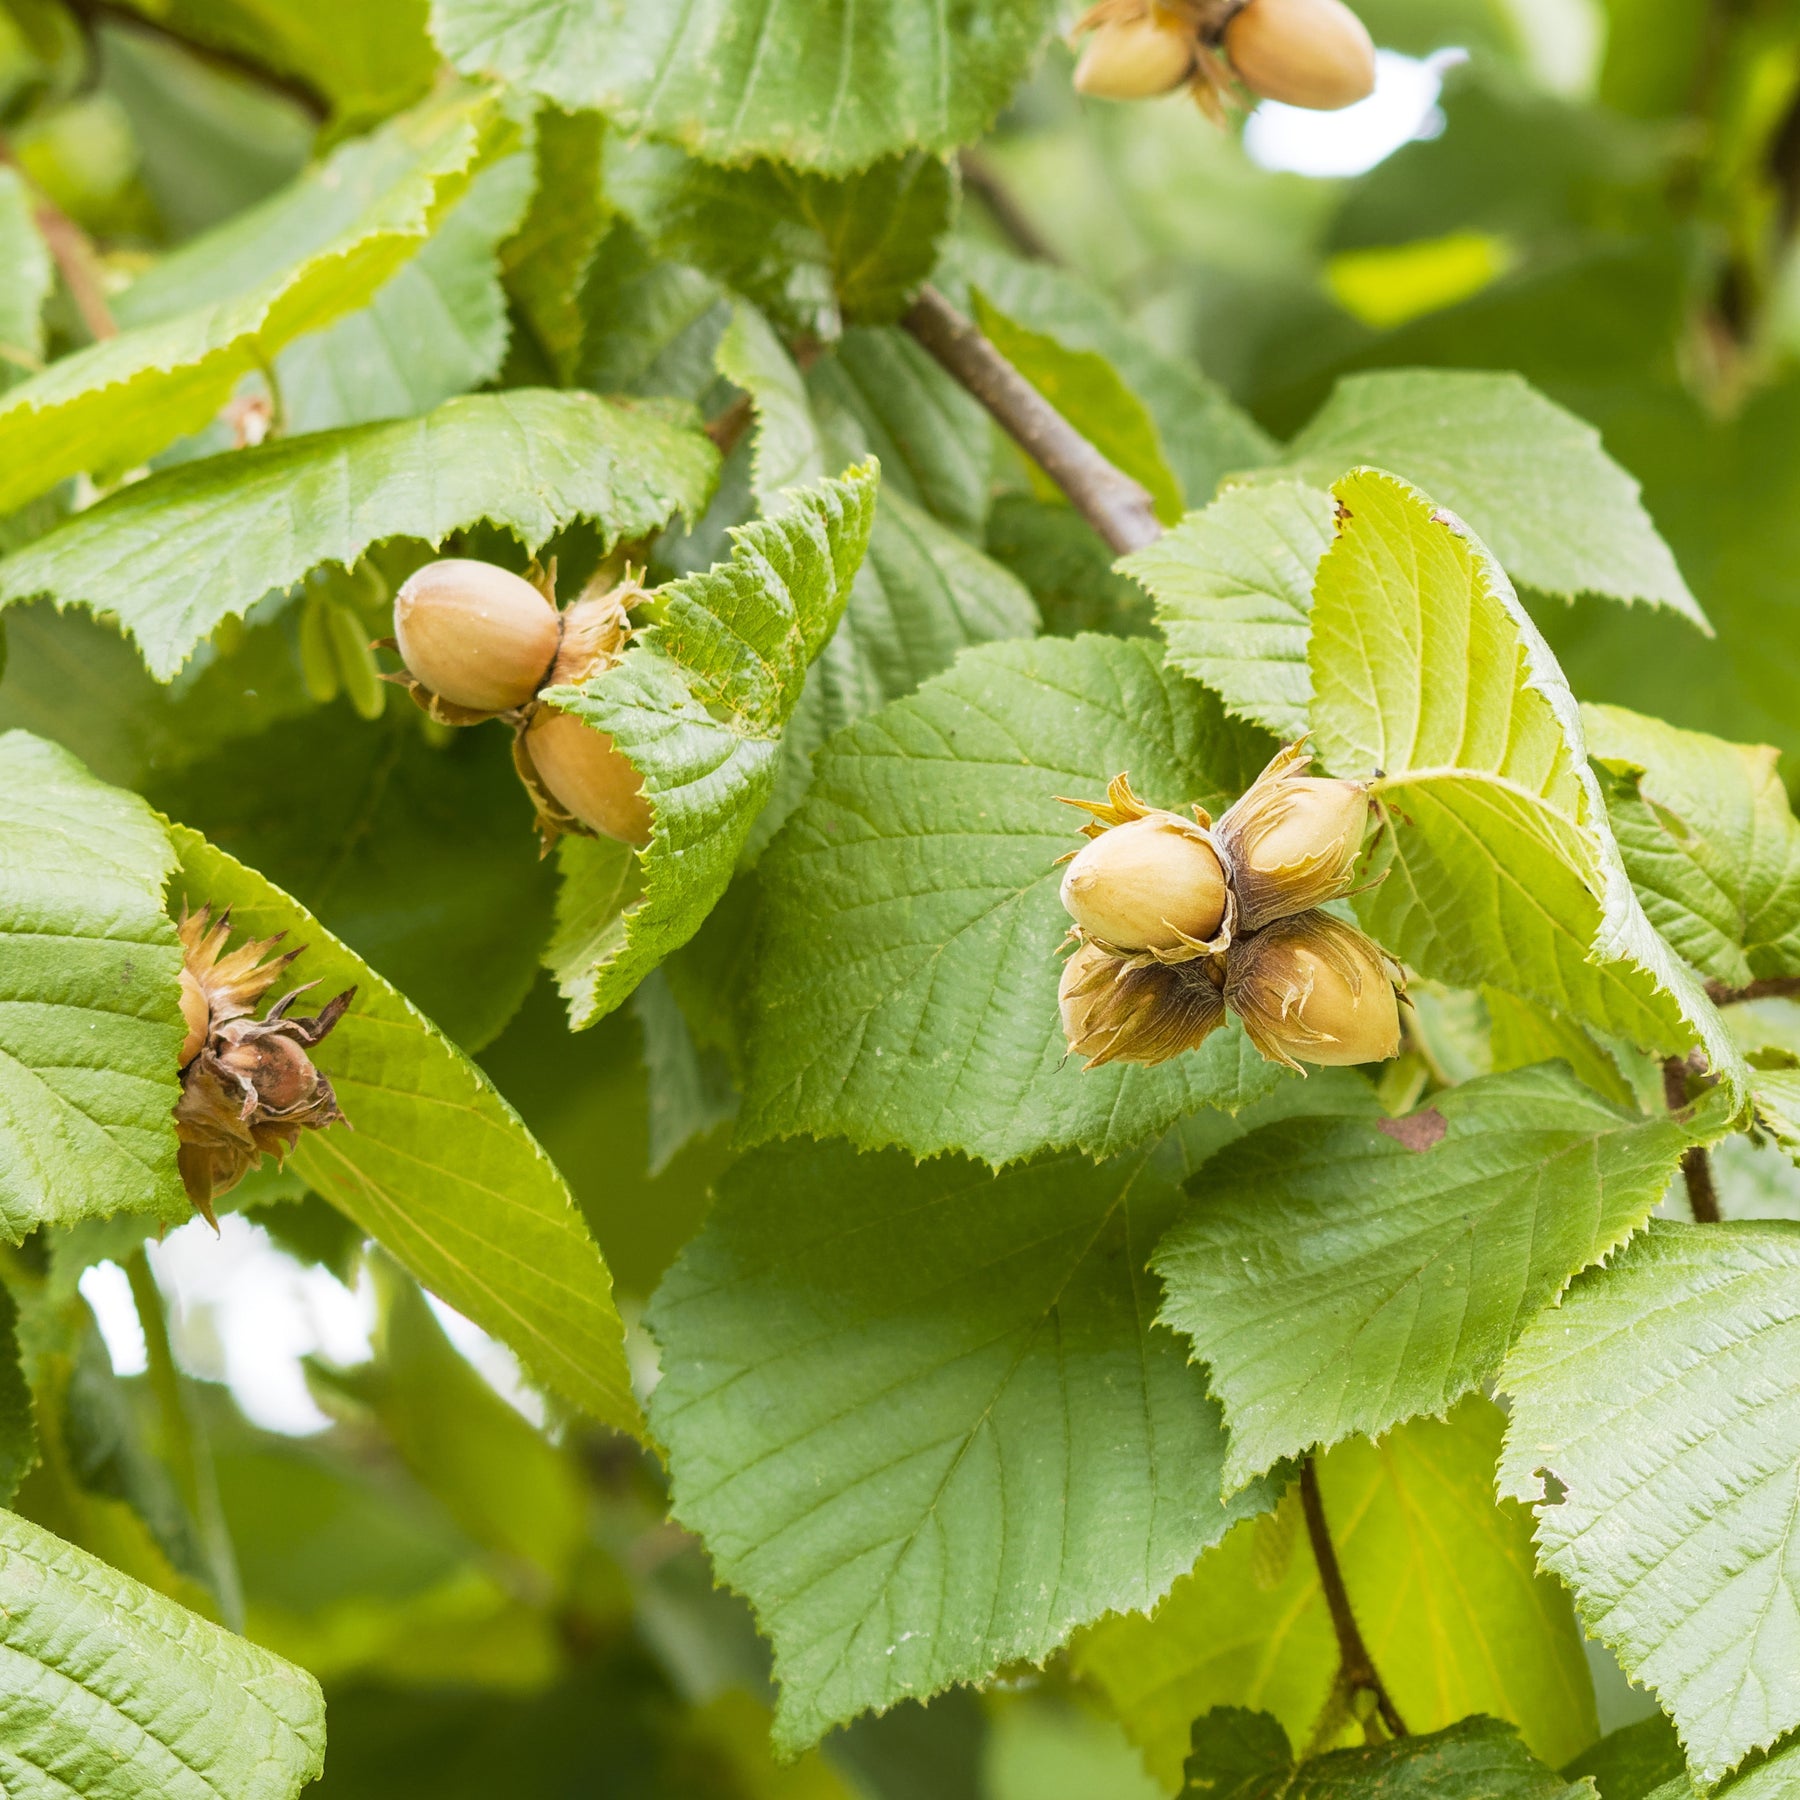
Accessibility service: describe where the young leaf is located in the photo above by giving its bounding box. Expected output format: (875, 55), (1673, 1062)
(0, 167), (51, 389)
(543, 461), (879, 1028)
(0, 388), (718, 679)
(1752, 1065), (1800, 1164)
(1584, 705), (1800, 988)
(1180, 1713), (1591, 1800)
(1075, 1399), (1596, 1786)
(430, 0), (1059, 175)
(1123, 481), (1336, 739)
(741, 634), (1291, 1168)
(0, 86), (505, 515)
(1155, 1063), (1697, 1488)
(611, 145), (957, 337)
(1275, 369), (1705, 623)
(168, 824), (642, 1437)
(1499, 1220), (1800, 1785)
(0, 730), (188, 1236)
(1310, 469), (1743, 1102)
(646, 1136), (1279, 1753)
(0, 1507), (325, 1800)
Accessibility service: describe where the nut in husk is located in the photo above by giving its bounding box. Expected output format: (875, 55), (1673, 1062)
(1059, 938), (1227, 1068)
(391, 557), (561, 722)
(1214, 740), (1370, 931)
(1057, 773), (1229, 957)
(1223, 910), (1400, 1071)
(1222, 0), (1376, 110)
(172, 906), (354, 1224)
(1073, 0), (1199, 98)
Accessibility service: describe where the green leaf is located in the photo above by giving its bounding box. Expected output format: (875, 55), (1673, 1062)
(0, 1284), (36, 1506)
(741, 634), (1291, 1168)
(0, 1506), (325, 1799)
(1584, 705), (1800, 988)
(429, 0), (1058, 175)
(611, 143), (956, 336)
(1181, 1713), (1591, 1800)
(1075, 1399), (1597, 1787)
(0, 86), (504, 516)
(1751, 1064), (1800, 1163)
(574, 218), (728, 401)
(646, 1136), (1279, 1753)
(272, 137), (536, 433)
(544, 461), (879, 1028)
(0, 387), (718, 679)
(168, 823), (641, 1436)
(0, 730), (187, 1237)
(150, 710), (555, 1054)
(1310, 468), (1743, 1102)
(0, 166), (51, 390)
(971, 290), (1184, 528)
(1499, 1220), (1800, 1785)
(1124, 480), (1336, 739)
(632, 967), (737, 1177)
(502, 105), (608, 384)
(1562, 1716), (1687, 1800)
(103, 0), (439, 132)
(1156, 1063), (1695, 1488)
(716, 301), (827, 507)
(1273, 370), (1705, 623)
(986, 493), (1155, 639)
(1484, 990), (1645, 1113)
(948, 244), (1276, 507)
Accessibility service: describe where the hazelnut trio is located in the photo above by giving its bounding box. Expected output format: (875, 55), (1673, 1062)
(386, 558), (653, 851)
(1072, 0), (1376, 118)
(1055, 742), (1400, 1072)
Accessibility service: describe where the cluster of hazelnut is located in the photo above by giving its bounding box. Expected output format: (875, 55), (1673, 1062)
(172, 907), (354, 1220)
(1072, 0), (1376, 119)
(1056, 743), (1402, 1071)
(386, 557), (654, 850)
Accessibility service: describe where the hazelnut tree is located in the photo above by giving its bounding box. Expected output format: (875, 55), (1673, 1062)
(0, 1), (1797, 1797)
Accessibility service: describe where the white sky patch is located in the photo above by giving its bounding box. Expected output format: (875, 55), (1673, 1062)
(1244, 49), (1467, 179)
(423, 1292), (548, 1429)
(145, 1212), (376, 1436)
(79, 1261), (148, 1377)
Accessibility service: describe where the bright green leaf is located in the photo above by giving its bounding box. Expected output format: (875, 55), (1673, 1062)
(543, 461), (879, 1027)
(646, 1136), (1279, 1753)
(1156, 1063), (1695, 1488)
(168, 824), (641, 1436)
(0, 1506), (326, 1800)
(1752, 1064), (1800, 1163)
(1273, 370), (1704, 623)
(1484, 989), (1646, 1112)
(1124, 480), (1335, 739)
(741, 633), (1291, 1168)
(1309, 468), (1743, 1101)
(1584, 705), (1800, 988)
(0, 730), (187, 1237)
(1499, 1220), (1800, 1785)
(430, 0), (1058, 175)
(0, 86), (505, 515)
(0, 1284), (35, 1506)
(0, 387), (718, 679)
(0, 167), (51, 390)
(1076, 1399), (1597, 1787)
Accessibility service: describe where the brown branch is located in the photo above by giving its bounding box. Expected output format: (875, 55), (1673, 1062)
(1662, 1057), (1723, 1223)
(704, 392), (754, 460)
(1706, 975), (1800, 1006)
(1300, 1459), (1408, 1740)
(902, 283), (1162, 556)
(957, 150), (1063, 265)
(0, 140), (115, 342)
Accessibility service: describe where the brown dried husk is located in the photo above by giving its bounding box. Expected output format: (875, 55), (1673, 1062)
(173, 907), (354, 1224)
(1059, 937), (1228, 1068)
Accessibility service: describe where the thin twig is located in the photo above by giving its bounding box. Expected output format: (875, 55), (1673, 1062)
(1299, 1458), (1408, 1740)
(957, 150), (1063, 264)
(1706, 975), (1800, 1006)
(1662, 1057), (1723, 1223)
(902, 283), (1162, 556)
(705, 391), (755, 459)
(0, 140), (115, 342)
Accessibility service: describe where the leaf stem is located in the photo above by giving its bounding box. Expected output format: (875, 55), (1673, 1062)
(1705, 975), (1800, 1006)
(1299, 1457), (1408, 1740)
(1661, 1057), (1723, 1223)
(0, 139), (116, 344)
(902, 283), (1163, 555)
(126, 1251), (247, 1632)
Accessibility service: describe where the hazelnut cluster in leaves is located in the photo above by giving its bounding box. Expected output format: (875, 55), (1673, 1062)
(173, 906), (354, 1222)
(1056, 742), (1402, 1071)
(385, 556), (653, 850)
(1071, 0), (1376, 120)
